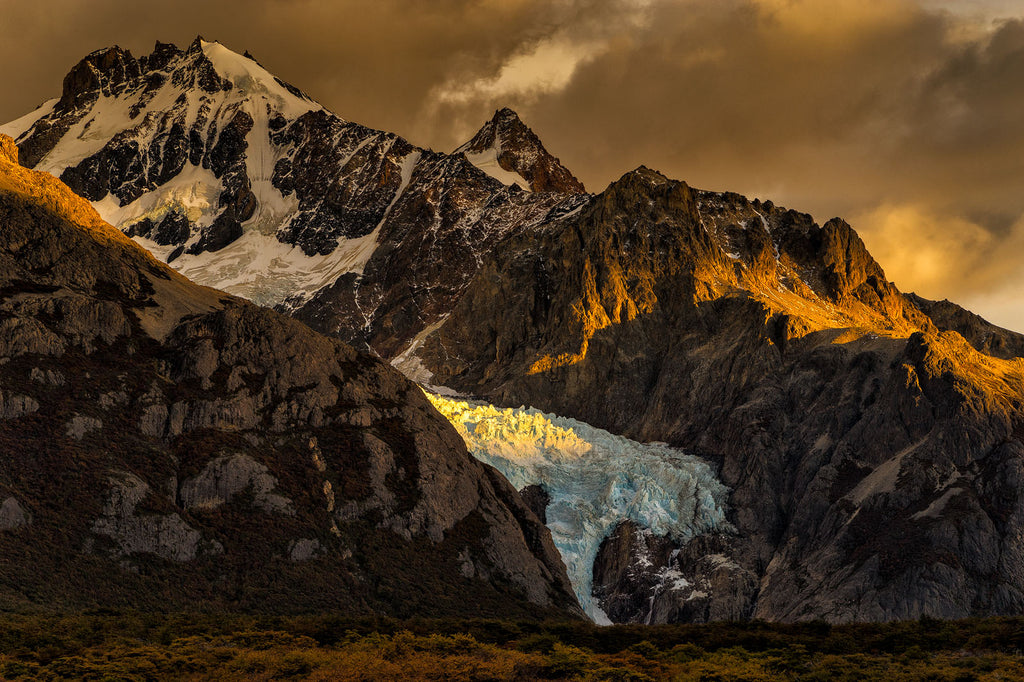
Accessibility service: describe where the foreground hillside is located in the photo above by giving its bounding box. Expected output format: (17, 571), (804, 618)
(0, 133), (580, 618)
(3, 612), (1024, 680)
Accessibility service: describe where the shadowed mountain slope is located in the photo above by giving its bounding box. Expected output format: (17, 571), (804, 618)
(0, 133), (581, 618)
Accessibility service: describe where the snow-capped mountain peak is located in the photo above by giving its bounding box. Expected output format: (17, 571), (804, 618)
(196, 39), (321, 117)
(2, 40), (586, 348)
(455, 107), (585, 194)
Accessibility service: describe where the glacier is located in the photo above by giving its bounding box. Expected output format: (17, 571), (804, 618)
(425, 392), (732, 623)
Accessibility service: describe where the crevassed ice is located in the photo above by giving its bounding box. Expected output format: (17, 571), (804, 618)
(425, 392), (731, 623)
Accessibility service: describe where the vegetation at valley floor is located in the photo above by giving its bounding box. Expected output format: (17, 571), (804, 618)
(1, 613), (1024, 680)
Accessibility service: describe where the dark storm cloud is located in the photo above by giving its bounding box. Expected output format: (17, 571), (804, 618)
(1, 0), (1023, 329)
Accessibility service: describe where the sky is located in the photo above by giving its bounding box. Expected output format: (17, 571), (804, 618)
(2, 0), (1023, 332)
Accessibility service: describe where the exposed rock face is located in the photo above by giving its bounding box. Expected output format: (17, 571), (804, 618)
(0, 135), (581, 618)
(414, 167), (1024, 623)
(178, 454), (295, 515)
(519, 485), (550, 524)
(455, 108), (585, 194)
(290, 155), (586, 356)
(91, 471), (208, 563)
(2, 41), (587, 358)
(593, 521), (677, 622)
(593, 523), (758, 624)
(0, 497), (29, 530)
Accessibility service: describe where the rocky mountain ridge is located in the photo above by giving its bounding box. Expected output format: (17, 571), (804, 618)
(411, 167), (1024, 623)
(0, 133), (581, 618)
(454, 107), (585, 194)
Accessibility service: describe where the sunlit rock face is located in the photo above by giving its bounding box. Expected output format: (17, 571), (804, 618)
(426, 392), (731, 623)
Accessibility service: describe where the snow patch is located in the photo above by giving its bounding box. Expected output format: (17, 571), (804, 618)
(95, 162), (223, 229)
(201, 41), (320, 119)
(0, 98), (58, 141)
(139, 226), (381, 307)
(36, 94), (142, 174)
(391, 316), (448, 385)
(847, 439), (924, 505)
(912, 488), (962, 520)
(463, 146), (531, 191)
(660, 568), (691, 591)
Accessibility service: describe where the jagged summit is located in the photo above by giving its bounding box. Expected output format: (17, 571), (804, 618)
(0, 37), (328, 282)
(1, 40), (585, 355)
(456, 107), (586, 194)
(9, 37), (321, 169)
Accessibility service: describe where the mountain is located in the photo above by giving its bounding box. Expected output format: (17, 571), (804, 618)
(453, 107), (586, 194)
(0, 38), (586, 358)
(410, 167), (1024, 622)
(906, 293), (1024, 361)
(7, 39), (1024, 625)
(0, 133), (581, 618)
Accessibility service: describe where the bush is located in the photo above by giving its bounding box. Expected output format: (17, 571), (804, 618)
(516, 632), (560, 654)
(543, 643), (595, 678)
(628, 640), (660, 659)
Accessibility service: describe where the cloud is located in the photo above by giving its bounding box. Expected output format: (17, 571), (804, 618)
(432, 34), (605, 105)
(750, 0), (921, 41)
(852, 204), (1024, 297)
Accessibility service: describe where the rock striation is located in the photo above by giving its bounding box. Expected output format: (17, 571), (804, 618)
(0, 133), (581, 618)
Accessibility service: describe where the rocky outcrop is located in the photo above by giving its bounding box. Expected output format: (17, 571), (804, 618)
(59, 46), (142, 110)
(593, 523), (758, 624)
(178, 454), (294, 515)
(519, 485), (549, 524)
(0, 134), (581, 618)
(908, 293), (1024, 360)
(0, 497), (29, 530)
(455, 108), (585, 194)
(414, 167), (1024, 623)
(91, 472), (209, 563)
(592, 521), (677, 622)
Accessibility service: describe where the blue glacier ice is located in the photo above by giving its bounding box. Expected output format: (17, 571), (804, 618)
(425, 392), (732, 623)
